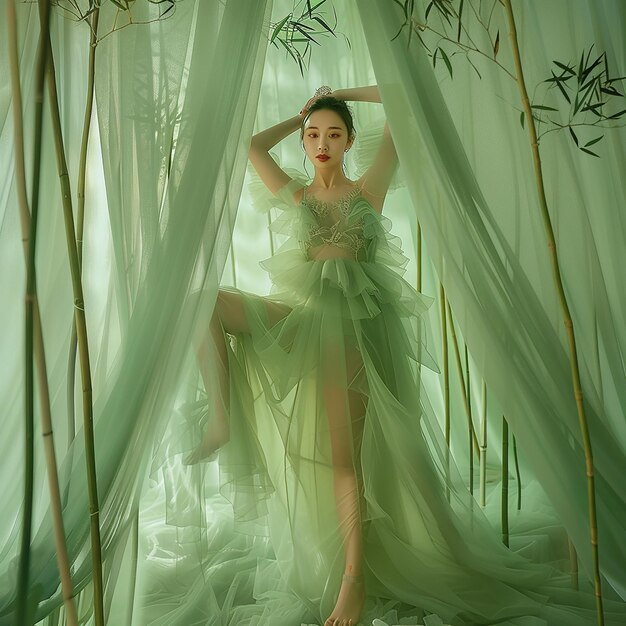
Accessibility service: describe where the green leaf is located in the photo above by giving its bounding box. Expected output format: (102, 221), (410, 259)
(425, 1), (434, 21)
(531, 104), (558, 111)
(309, 0), (328, 13)
(607, 108), (626, 119)
(293, 23), (320, 44)
(584, 135), (604, 147)
(520, 110), (525, 128)
(433, 47), (438, 68)
(569, 126), (579, 146)
(493, 29), (500, 58)
(312, 16), (335, 34)
(552, 72), (571, 103)
(439, 46), (453, 79)
(581, 54), (603, 84)
(271, 15), (291, 43)
(574, 79), (597, 115)
(553, 60), (575, 75)
(580, 146), (600, 158)
(577, 50), (585, 83)
(601, 86), (622, 97)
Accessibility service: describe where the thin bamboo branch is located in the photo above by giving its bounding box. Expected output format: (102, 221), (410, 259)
(416, 220), (422, 293)
(512, 432), (522, 510)
(479, 380), (487, 507)
(126, 511), (139, 626)
(464, 344), (474, 493)
(439, 284), (451, 503)
(15, 1), (50, 623)
(42, 21), (105, 626)
(569, 536), (579, 590)
(503, 2), (604, 622)
(446, 301), (480, 459)
(501, 415), (509, 547)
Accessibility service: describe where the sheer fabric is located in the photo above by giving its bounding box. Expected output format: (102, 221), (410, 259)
(0, 0), (625, 625)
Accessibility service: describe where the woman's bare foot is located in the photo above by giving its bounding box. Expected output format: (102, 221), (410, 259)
(323, 573), (365, 626)
(183, 419), (229, 465)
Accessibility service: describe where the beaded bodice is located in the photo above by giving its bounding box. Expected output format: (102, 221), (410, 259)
(301, 185), (368, 261)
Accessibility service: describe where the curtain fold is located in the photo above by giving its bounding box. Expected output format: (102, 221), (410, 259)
(357, 0), (626, 600)
(0, 1), (271, 622)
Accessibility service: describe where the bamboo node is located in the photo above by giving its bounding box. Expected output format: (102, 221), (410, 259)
(564, 319), (573, 329)
(74, 299), (85, 311)
(547, 241), (555, 250)
(42, 430), (53, 437)
(574, 390), (583, 401)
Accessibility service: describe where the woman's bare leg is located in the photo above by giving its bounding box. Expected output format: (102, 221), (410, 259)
(185, 289), (291, 464)
(323, 342), (367, 626)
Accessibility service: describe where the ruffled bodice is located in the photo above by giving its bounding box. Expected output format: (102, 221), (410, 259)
(301, 185), (368, 260)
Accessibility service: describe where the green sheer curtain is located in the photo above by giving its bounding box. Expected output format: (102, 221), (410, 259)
(357, 0), (626, 598)
(0, 0), (271, 622)
(1, 1), (625, 625)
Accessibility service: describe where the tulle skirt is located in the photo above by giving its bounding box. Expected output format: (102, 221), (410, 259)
(149, 253), (626, 626)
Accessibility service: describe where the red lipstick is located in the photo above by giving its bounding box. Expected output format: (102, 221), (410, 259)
(316, 155), (330, 161)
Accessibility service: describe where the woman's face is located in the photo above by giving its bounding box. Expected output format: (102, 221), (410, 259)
(302, 109), (352, 169)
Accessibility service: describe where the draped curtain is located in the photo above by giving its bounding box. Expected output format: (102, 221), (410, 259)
(0, 0), (624, 624)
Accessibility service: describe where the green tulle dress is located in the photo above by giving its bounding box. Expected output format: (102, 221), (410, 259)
(171, 171), (626, 626)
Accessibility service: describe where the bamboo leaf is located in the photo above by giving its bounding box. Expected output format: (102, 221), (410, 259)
(293, 23), (320, 44)
(309, 0), (327, 12)
(531, 104), (558, 111)
(552, 72), (571, 103)
(493, 29), (500, 58)
(569, 126), (579, 146)
(577, 49), (584, 83)
(433, 47), (438, 68)
(311, 16), (335, 34)
(520, 110), (525, 128)
(425, 1), (434, 21)
(271, 14), (291, 43)
(580, 146), (600, 158)
(584, 135), (604, 147)
(601, 86), (622, 97)
(607, 108), (626, 119)
(553, 60), (575, 75)
(439, 46), (453, 79)
(581, 54), (603, 84)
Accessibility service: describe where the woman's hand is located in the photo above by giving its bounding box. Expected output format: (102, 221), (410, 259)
(299, 86), (335, 117)
(299, 94), (322, 118)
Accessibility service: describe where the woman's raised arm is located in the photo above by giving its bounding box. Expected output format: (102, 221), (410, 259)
(249, 114), (303, 195)
(333, 85), (397, 211)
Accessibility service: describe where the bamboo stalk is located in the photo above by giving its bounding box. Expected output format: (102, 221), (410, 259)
(14, 1), (50, 623)
(501, 415), (509, 547)
(126, 511), (140, 626)
(446, 301), (480, 459)
(512, 433), (522, 510)
(569, 536), (579, 590)
(439, 284), (451, 502)
(15, 1), (83, 617)
(503, 2), (604, 622)
(416, 220), (422, 293)
(479, 380), (487, 507)
(464, 345), (474, 494)
(67, 5), (100, 485)
(41, 19), (105, 626)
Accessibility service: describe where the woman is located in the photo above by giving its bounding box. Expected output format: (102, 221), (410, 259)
(183, 86), (623, 626)
(187, 84), (406, 626)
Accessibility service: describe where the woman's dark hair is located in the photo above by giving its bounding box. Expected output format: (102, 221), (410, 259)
(300, 96), (356, 142)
